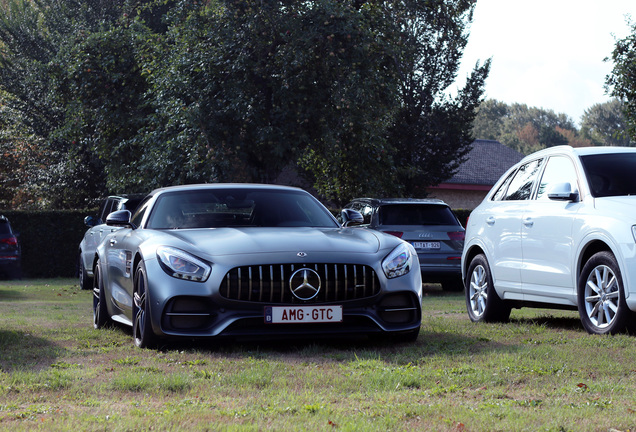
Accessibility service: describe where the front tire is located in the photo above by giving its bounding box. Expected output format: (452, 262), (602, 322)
(133, 261), (156, 348)
(578, 251), (632, 335)
(93, 262), (111, 329)
(465, 254), (510, 323)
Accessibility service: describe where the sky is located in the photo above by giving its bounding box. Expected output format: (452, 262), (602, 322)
(455, 0), (634, 124)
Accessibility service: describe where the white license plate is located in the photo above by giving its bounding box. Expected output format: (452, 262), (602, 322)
(413, 241), (440, 249)
(264, 306), (343, 324)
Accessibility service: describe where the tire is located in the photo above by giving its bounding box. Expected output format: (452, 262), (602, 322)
(133, 261), (156, 349)
(578, 251), (632, 335)
(79, 256), (91, 290)
(465, 254), (510, 323)
(93, 262), (111, 329)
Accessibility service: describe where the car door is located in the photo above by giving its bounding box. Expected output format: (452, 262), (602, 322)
(103, 199), (152, 318)
(480, 158), (544, 296)
(520, 155), (581, 303)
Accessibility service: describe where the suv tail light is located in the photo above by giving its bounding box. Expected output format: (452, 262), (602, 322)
(0, 236), (17, 246)
(447, 231), (465, 241)
(383, 231), (404, 238)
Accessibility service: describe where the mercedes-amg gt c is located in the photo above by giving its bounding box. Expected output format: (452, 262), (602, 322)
(91, 184), (422, 347)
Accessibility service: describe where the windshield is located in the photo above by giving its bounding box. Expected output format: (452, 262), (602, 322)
(581, 153), (636, 198)
(146, 188), (339, 229)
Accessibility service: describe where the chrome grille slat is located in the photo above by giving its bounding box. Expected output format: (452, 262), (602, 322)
(220, 263), (381, 304)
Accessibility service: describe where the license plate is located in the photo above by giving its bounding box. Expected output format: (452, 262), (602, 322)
(413, 241), (440, 249)
(264, 306), (343, 324)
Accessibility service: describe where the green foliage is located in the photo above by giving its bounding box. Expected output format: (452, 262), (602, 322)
(607, 19), (636, 141)
(130, 0), (404, 201)
(388, 0), (490, 197)
(581, 100), (635, 147)
(0, 0), (133, 208)
(0, 0), (488, 207)
(473, 99), (582, 155)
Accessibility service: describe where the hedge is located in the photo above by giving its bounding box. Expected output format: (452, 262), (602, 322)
(1, 210), (95, 279)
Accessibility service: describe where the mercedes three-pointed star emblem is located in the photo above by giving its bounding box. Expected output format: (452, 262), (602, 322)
(289, 268), (321, 301)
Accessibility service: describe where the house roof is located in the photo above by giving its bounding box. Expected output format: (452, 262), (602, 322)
(445, 139), (524, 186)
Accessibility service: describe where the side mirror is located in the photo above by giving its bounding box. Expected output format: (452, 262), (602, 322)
(84, 215), (98, 228)
(340, 209), (364, 227)
(106, 210), (133, 227)
(547, 182), (579, 202)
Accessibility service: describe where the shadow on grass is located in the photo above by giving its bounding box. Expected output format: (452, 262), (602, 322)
(421, 283), (464, 298)
(0, 288), (28, 301)
(129, 324), (521, 364)
(0, 329), (62, 372)
(102, 283), (518, 362)
(510, 314), (583, 332)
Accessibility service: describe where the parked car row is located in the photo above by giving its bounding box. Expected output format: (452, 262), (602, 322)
(77, 145), (636, 347)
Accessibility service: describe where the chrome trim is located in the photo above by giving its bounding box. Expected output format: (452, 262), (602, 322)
(221, 263), (381, 304)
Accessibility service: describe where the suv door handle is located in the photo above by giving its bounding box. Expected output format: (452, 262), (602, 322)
(109, 239), (117, 246)
(523, 217), (534, 227)
(486, 217), (495, 225)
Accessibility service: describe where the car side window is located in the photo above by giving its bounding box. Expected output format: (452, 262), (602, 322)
(536, 156), (578, 200)
(503, 158), (544, 201)
(491, 170), (516, 201)
(97, 199), (112, 222)
(131, 198), (151, 228)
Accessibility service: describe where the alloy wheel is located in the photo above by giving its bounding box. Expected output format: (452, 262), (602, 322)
(583, 264), (619, 329)
(468, 264), (488, 318)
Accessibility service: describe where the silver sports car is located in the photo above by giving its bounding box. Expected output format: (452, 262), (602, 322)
(92, 184), (422, 348)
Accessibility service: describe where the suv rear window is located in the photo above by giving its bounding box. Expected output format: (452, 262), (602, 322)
(581, 153), (636, 197)
(378, 204), (459, 226)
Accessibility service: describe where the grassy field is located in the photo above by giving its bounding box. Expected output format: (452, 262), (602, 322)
(1, 279), (635, 431)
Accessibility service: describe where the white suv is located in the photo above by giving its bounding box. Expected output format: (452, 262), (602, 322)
(462, 145), (636, 335)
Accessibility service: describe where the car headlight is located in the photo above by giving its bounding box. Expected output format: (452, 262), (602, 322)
(382, 242), (413, 279)
(157, 246), (211, 282)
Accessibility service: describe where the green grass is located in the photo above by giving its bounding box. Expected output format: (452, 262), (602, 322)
(1, 279), (635, 431)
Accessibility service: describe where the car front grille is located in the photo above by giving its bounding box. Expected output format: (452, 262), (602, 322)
(220, 263), (381, 304)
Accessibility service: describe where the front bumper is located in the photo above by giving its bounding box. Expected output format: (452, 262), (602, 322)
(143, 256), (422, 340)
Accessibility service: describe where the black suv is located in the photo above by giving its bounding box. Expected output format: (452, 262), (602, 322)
(343, 198), (465, 291)
(78, 194), (145, 290)
(0, 215), (21, 279)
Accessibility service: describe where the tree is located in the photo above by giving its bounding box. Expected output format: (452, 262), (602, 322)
(0, 0), (133, 208)
(580, 99), (634, 146)
(606, 19), (636, 141)
(386, 0), (489, 197)
(472, 99), (508, 140)
(127, 0), (402, 202)
(105, 0), (489, 203)
(472, 99), (580, 154)
(0, 0), (490, 207)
